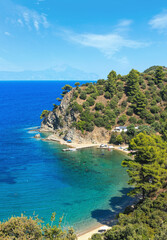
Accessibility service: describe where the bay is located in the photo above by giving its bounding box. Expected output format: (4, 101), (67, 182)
(0, 81), (131, 232)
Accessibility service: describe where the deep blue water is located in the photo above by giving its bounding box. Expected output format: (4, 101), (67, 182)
(0, 81), (131, 232)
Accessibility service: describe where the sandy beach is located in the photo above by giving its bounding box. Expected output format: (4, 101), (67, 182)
(39, 130), (130, 155)
(77, 225), (111, 240)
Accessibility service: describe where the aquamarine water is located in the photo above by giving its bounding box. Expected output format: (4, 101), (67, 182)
(0, 81), (131, 233)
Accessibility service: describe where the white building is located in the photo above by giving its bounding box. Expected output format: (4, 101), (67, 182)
(113, 126), (139, 132)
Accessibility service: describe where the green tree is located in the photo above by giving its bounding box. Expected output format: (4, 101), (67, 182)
(74, 82), (80, 87)
(105, 70), (117, 97)
(132, 91), (147, 115)
(118, 114), (127, 125)
(40, 110), (50, 119)
(155, 66), (165, 83)
(126, 69), (140, 98)
(116, 135), (124, 144)
(122, 133), (167, 199)
(0, 215), (42, 239)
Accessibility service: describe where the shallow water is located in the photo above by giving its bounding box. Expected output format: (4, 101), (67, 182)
(0, 81), (131, 232)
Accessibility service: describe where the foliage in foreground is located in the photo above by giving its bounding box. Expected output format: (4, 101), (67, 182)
(90, 133), (167, 240)
(0, 213), (77, 240)
(103, 192), (167, 240)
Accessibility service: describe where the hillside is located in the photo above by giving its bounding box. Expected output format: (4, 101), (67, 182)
(40, 66), (167, 144)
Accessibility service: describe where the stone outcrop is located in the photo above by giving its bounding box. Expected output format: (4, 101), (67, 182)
(40, 89), (111, 144)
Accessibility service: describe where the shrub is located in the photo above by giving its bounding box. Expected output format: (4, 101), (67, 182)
(129, 116), (137, 124)
(94, 117), (105, 127)
(121, 100), (127, 108)
(126, 108), (133, 116)
(150, 105), (159, 113)
(91, 92), (98, 99)
(98, 90), (104, 95)
(73, 91), (78, 98)
(87, 97), (95, 106)
(104, 91), (111, 99)
(137, 119), (143, 124)
(82, 101), (89, 109)
(40, 110), (50, 119)
(71, 102), (83, 113)
(116, 134), (124, 144)
(91, 233), (102, 240)
(0, 215), (42, 239)
(114, 108), (121, 116)
(118, 114), (127, 125)
(95, 102), (105, 111)
(80, 91), (87, 100)
(109, 132), (117, 144)
(80, 110), (94, 123)
(110, 99), (117, 109)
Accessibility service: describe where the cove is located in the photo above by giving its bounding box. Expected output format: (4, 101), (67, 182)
(0, 81), (131, 233)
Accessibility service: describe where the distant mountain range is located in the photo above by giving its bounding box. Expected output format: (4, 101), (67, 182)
(0, 66), (98, 80)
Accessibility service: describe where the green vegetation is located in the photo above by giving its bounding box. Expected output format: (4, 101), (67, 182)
(91, 133), (167, 240)
(0, 213), (77, 240)
(40, 110), (50, 119)
(41, 65), (167, 137)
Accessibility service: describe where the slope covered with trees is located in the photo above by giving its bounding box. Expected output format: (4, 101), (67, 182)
(91, 133), (167, 240)
(41, 65), (167, 144)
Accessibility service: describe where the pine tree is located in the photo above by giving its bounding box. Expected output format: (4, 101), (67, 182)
(105, 70), (117, 97)
(155, 66), (165, 83)
(126, 69), (140, 98)
(122, 133), (167, 199)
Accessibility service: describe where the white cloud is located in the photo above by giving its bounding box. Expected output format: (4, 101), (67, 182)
(4, 32), (11, 36)
(64, 30), (148, 57)
(149, 11), (167, 32)
(16, 5), (49, 31)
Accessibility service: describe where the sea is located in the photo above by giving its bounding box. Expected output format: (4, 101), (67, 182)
(0, 81), (131, 233)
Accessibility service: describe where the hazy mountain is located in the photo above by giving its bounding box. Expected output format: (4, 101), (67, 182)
(0, 66), (98, 81)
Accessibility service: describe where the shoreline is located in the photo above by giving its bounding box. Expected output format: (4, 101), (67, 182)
(77, 224), (111, 240)
(38, 128), (130, 155)
(33, 127), (132, 240)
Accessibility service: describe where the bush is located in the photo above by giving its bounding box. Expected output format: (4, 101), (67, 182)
(80, 91), (87, 100)
(91, 92), (98, 99)
(110, 99), (117, 109)
(104, 91), (111, 99)
(118, 114), (127, 125)
(137, 119), (143, 124)
(73, 91), (78, 98)
(86, 97), (95, 106)
(116, 135), (124, 144)
(129, 116), (137, 124)
(109, 132), (117, 144)
(0, 215), (42, 239)
(83, 101), (90, 109)
(126, 108), (133, 116)
(150, 105), (159, 113)
(94, 117), (105, 127)
(91, 233), (103, 240)
(95, 102), (105, 111)
(121, 100), (127, 108)
(40, 110), (50, 119)
(71, 102), (83, 113)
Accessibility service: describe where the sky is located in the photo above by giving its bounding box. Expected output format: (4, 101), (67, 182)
(0, 0), (167, 79)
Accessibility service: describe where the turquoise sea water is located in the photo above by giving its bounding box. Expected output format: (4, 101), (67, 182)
(0, 81), (131, 233)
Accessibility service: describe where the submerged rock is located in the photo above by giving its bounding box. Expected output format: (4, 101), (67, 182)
(34, 134), (40, 139)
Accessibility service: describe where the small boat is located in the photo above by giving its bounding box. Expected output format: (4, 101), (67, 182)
(62, 148), (77, 152)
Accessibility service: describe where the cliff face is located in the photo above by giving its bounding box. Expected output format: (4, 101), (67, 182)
(41, 89), (111, 144)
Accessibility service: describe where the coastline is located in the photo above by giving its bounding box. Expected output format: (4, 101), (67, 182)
(38, 128), (130, 155)
(36, 127), (132, 240)
(77, 224), (111, 240)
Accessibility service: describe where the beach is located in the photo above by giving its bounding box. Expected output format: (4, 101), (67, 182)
(39, 130), (130, 155)
(77, 225), (111, 240)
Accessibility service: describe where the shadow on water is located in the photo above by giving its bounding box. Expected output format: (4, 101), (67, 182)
(91, 187), (134, 226)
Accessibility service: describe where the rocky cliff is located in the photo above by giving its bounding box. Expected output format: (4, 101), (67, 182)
(40, 89), (111, 144)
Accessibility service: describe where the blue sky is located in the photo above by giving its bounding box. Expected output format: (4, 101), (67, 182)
(0, 0), (167, 79)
